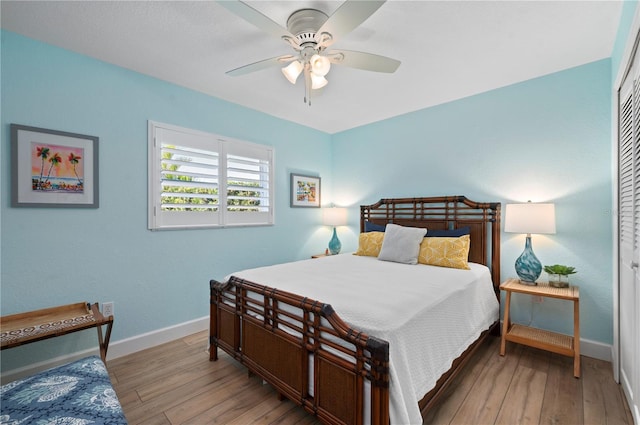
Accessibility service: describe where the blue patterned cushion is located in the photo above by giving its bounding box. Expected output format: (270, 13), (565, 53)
(0, 356), (127, 424)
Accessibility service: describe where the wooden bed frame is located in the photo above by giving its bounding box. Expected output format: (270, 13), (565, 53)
(209, 196), (501, 424)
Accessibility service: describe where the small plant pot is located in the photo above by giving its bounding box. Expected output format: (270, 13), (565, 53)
(548, 273), (569, 288)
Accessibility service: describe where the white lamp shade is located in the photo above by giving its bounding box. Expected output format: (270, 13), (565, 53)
(310, 72), (328, 89)
(504, 203), (556, 234)
(282, 61), (303, 84)
(322, 207), (347, 226)
(310, 54), (331, 77)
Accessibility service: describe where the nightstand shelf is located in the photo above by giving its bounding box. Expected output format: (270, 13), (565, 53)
(499, 278), (580, 377)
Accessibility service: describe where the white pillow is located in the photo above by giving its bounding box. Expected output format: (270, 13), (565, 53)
(377, 223), (427, 265)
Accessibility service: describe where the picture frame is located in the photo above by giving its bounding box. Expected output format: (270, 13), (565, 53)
(290, 173), (321, 208)
(11, 124), (99, 208)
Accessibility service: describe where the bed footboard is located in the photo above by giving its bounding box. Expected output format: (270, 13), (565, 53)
(210, 277), (390, 425)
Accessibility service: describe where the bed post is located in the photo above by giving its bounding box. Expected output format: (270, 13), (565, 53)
(492, 202), (502, 298)
(209, 279), (218, 361)
(367, 336), (390, 425)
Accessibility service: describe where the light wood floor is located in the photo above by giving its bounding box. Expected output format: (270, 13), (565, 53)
(108, 331), (633, 425)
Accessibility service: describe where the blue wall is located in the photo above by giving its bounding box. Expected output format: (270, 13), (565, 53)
(332, 59), (614, 344)
(0, 31), (333, 371)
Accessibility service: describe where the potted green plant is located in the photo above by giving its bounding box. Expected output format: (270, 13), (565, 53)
(543, 264), (577, 288)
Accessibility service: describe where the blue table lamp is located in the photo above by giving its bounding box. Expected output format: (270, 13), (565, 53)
(504, 201), (556, 285)
(322, 207), (347, 255)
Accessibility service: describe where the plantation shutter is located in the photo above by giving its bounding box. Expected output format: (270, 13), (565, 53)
(150, 125), (221, 229)
(225, 141), (273, 225)
(148, 121), (274, 230)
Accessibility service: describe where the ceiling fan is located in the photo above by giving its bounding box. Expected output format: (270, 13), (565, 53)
(219, 0), (401, 105)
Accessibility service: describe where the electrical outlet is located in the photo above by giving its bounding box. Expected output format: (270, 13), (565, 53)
(102, 302), (114, 317)
(532, 295), (544, 304)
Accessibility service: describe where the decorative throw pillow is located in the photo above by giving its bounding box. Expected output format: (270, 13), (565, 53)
(354, 232), (385, 257)
(377, 223), (427, 265)
(418, 234), (471, 269)
(364, 220), (387, 233)
(426, 226), (471, 237)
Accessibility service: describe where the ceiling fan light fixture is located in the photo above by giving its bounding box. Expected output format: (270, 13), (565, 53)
(310, 72), (328, 90)
(310, 54), (331, 77)
(282, 60), (303, 84)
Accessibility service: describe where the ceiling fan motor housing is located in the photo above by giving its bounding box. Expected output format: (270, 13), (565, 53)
(286, 9), (329, 47)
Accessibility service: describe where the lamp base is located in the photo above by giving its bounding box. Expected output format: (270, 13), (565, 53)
(515, 235), (542, 284)
(328, 227), (341, 255)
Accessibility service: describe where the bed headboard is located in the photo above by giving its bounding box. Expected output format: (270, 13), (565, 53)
(360, 196), (501, 290)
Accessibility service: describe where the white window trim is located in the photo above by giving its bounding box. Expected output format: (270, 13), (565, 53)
(148, 121), (274, 230)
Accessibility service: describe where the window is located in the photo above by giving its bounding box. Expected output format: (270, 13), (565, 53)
(148, 121), (274, 230)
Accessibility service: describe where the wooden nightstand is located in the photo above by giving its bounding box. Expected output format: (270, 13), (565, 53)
(499, 278), (580, 378)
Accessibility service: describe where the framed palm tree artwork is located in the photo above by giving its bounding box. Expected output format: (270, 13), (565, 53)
(11, 124), (99, 208)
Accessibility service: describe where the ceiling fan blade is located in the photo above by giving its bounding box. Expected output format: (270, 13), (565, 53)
(326, 49), (400, 73)
(315, 0), (386, 48)
(226, 55), (296, 77)
(218, 1), (299, 48)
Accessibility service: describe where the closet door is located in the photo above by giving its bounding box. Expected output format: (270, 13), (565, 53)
(619, 39), (640, 423)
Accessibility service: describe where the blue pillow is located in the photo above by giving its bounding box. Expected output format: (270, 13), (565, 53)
(426, 226), (471, 237)
(364, 221), (387, 232)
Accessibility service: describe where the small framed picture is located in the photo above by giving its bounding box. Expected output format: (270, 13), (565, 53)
(11, 124), (99, 208)
(290, 173), (320, 208)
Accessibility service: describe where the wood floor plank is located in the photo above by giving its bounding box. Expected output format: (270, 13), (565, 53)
(423, 335), (499, 424)
(115, 388), (142, 411)
(516, 345), (551, 373)
(107, 332), (632, 425)
(268, 401), (322, 425)
(205, 391), (304, 425)
(136, 413), (171, 425)
(177, 376), (275, 424)
(494, 365), (546, 425)
(450, 342), (524, 424)
(540, 353), (584, 425)
(120, 363), (246, 423)
(135, 357), (235, 402)
(224, 395), (300, 425)
(582, 355), (633, 425)
(110, 341), (210, 391)
(182, 330), (208, 346)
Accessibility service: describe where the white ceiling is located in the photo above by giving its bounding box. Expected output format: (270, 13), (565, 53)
(1, 0), (623, 134)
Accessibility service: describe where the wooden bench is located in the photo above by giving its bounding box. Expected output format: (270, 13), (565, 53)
(0, 302), (113, 362)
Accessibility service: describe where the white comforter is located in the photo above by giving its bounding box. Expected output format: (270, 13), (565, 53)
(229, 254), (499, 424)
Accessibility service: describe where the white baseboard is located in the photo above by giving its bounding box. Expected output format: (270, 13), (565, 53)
(580, 337), (612, 362)
(1, 316), (208, 384)
(105, 316), (208, 360)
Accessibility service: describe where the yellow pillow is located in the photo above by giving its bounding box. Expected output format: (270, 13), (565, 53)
(354, 232), (385, 257)
(418, 234), (471, 270)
